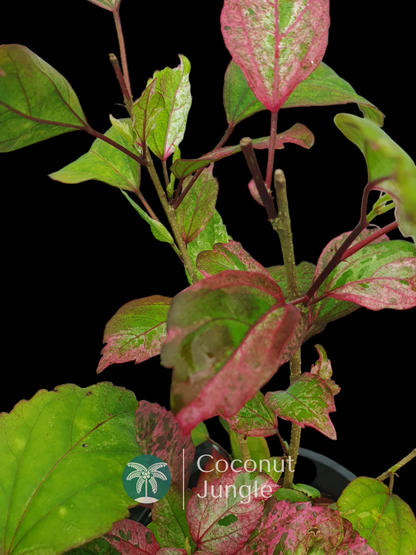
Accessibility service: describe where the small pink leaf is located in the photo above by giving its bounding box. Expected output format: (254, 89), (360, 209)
(237, 499), (377, 554)
(196, 241), (271, 278)
(265, 372), (338, 439)
(170, 124), (314, 179)
(105, 519), (160, 555)
(221, 0), (330, 112)
(135, 400), (195, 487)
(97, 295), (171, 374)
(310, 344), (340, 394)
(187, 471), (279, 555)
(161, 271), (303, 434)
(248, 178), (264, 206)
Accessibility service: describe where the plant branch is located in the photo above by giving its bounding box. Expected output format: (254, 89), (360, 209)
(235, 433), (254, 469)
(341, 221), (399, 260)
(113, 7), (132, 99)
(109, 53), (132, 113)
(265, 111), (278, 189)
(240, 138), (278, 220)
(377, 448), (416, 482)
(304, 176), (393, 302)
(145, 151), (200, 284)
(86, 126), (147, 166)
(162, 160), (170, 189)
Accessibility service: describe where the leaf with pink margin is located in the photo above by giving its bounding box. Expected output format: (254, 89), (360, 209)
(196, 241), (271, 278)
(187, 471), (279, 555)
(176, 165), (218, 245)
(219, 391), (277, 437)
(316, 238), (416, 310)
(86, 0), (121, 12)
(223, 60), (384, 127)
(105, 519), (160, 555)
(267, 261), (316, 300)
(135, 400), (195, 487)
(307, 228), (389, 340)
(97, 296), (171, 374)
(170, 123), (314, 179)
(160, 270), (302, 435)
(132, 78), (165, 149)
(310, 344), (340, 394)
(220, 0), (330, 113)
(265, 371), (338, 439)
(236, 498), (377, 554)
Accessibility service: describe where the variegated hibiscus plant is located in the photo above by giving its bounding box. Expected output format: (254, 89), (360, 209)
(1, 0), (416, 553)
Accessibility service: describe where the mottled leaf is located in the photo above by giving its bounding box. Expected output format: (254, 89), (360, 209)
(157, 550), (186, 555)
(308, 229), (390, 339)
(110, 115), (136, 144)
(121, 190), (176, 245)
(176, 165), (218, 244)
(0, 44), (87, 152)
(196, 241), (271, 279)
(161, 270), (302, 434)
(191, 421), (210, 447)
(0, 384), (139, 555)
(223, 60), (384, 127)
(318, 239), (416, 310)
(64, 537), (119, 555)
(220, 415), (271, 469)
(221, 0), (330, 113)
(219, 391), (277, 437)
(150, 483), (195, 552)
(273, 488), (310, 503)
(335, 113), (416, 241)
(186, 209), (232, 283)
(238, 498), (377, 554)
(97, 296), (171, 374)
(267, 261), (316, 300)
(106, 519), (160, 555)
(293, 483), (321, 499)
(147, 55), (191, 161)
(85, 0), (121, 12)
(132, 78), (165, 148)
(265, 371), (339, 439)
(187, 471), (279, 554)
(135, 400), (195, 488)
(50, 120), (140, 191)
(338, 477), (416, 555)
(170, 124), (314, 179)
(310, 344), (340, 394)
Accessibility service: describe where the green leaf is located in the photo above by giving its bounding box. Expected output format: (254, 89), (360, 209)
(266, 261), (316, 301)
(335, 113), (416, 241)
(64, 537), (118, 555)
(223, 60), (383, 127)
(0, 383), (139, 555)
(186, 209), (232, 283)
(219, 391), (277, 437)
(147, 55), (192, 161)
(228, 429), (270, 469)
(132, 77), (165, 148)
(49, 120), (140, 191)
(121, 189), (175, 245)
(150, 483), (195, 552)
(109, 114), (135, 145)
(0, 45), (87, 152)
(176, 165), (219, 244)
(197, 241), (271, 279)
(97, 295), (171, 374)
(273, 488), (311, 503)
(293, 483), (321, 499)
(338, 477), (416, 554)
(191, 422), (210, 447)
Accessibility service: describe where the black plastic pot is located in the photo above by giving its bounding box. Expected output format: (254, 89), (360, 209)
(128, 441), (356, 524)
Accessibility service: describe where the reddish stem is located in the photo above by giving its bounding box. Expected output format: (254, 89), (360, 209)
(113, 7), (132, 98)
(109, 53), (132, 108)
(265, 111), (278, 189)
(341, 221), (399, 260)
(86, 127), (147, 166)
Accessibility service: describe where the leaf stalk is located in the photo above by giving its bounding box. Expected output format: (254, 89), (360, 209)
(377, 448), (416, 482)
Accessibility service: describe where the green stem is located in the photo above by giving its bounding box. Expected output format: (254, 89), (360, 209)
(377, 448), (416, 482)
(162, 159), (170, 189)
(113, 7), (132, 99)
(235, 433), (254, 469)
(145, 151), (200, 284)
(270, 169), (301, 489)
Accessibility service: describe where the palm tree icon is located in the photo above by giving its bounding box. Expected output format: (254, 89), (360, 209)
(126, 461), (168, 502)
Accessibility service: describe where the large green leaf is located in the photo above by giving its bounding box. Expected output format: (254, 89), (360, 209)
(335, 113), (416, 241)
(0, 45), (87, 152)
(338, 477), (416, 555)
(223, 58), (383, 126)
(0, 383), (139, 555)
(49, 120), (140, 191)
(132, 78), (165, 149)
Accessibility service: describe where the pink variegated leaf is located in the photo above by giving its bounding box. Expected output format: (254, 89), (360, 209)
(265, 371), (339, 439)
(105, 519), (160, 555)
(157, 550), (187, 555)
(221, 0), (330, 113)
(97, 296), (171, 374)
(135, 400), (194, 487)
(237, 499), (377, 554)
(170, 123), (314, 179)
(187, 471), (279, 555)
(192, 447), (232, 494)
(161, 270), (303, 435)
(310, 344), (340, 394)
(196, 241), (271, 278)
(220, 391), (277, 437)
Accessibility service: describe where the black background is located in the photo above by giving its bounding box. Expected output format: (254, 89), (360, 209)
(1, 1), (415, 509)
